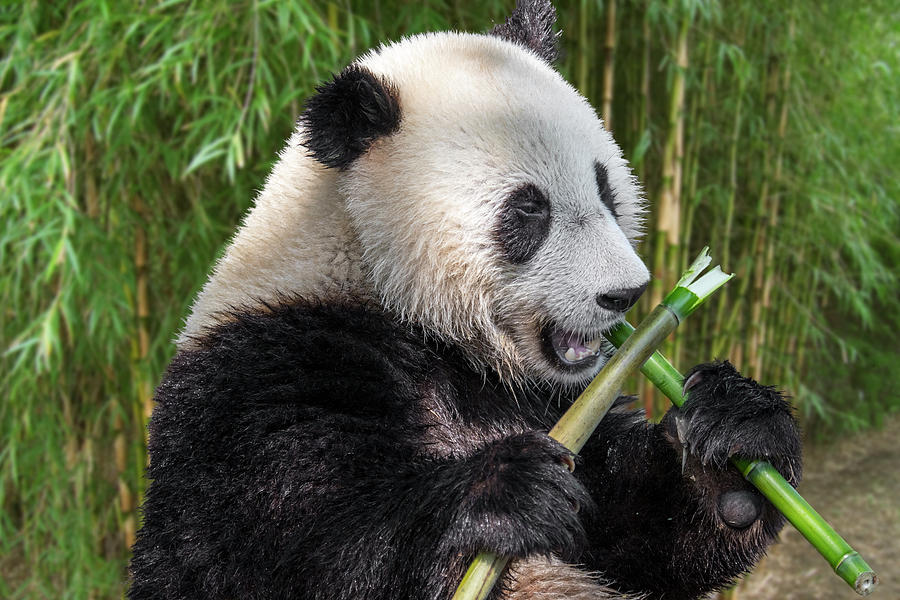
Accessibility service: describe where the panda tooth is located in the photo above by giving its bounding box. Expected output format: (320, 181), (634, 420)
(564, 348), (578, 362)
(585, 338), (602, 352)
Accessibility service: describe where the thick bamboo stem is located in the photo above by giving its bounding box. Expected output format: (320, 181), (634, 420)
(453, 251), (729, 600)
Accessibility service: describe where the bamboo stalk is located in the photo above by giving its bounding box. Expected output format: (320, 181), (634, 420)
(636, 4), (651, 187)
(760, 16), (794, 379)
(601, 0), (616, 130)
(115, 414), (136, 550)
(651, 11), (690, 308)
(747, 51), (781, 378)
(604, 325), (879, 597)
(638, 5), (652, 418)
(712, 85), (742, 354)
(577, 0), (591, 96)
(452, 250), (732, 600)
(134, 197), (153, 425)
(647, 9), (691, 416)
(680, 35), (714, 275)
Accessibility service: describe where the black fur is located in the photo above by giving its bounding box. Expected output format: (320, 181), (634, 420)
(594, 162), (619, 220)
(299, 65), (401, 170)
(129, 301), (801, 600)
(490, 0), (560, 64)
(494, 183), (552, 264)
(665, 361), (802, 485)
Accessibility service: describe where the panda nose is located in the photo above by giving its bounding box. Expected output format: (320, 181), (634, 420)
(596, 283), (648, 313)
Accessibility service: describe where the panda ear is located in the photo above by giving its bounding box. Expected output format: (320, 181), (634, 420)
(490, 0), (560, 64)
(299, 65), (401, 170)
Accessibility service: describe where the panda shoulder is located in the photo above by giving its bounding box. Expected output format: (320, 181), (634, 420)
(159, 299), (433, 412)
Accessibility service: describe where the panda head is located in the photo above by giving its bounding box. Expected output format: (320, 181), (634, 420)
(300, 0), (650, 386)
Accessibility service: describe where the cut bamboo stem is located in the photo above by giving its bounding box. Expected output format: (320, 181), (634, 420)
(604, 323), (879, 597)
(452, 249), (731, 600)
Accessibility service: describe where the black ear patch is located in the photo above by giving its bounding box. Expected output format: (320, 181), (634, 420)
(495, 184), (552, 264)
(490, 0), (560, 64)
(299, 65), (401, 170)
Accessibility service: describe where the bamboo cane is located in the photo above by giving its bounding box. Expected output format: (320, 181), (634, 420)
(603, 326), (879, 597)
(452, 249), (733, 600)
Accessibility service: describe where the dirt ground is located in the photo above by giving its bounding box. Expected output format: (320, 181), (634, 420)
(739, 414), (899, 600)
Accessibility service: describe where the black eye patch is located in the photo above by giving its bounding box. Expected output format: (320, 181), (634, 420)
(594, 162), (619, 220)
(494, 183), (552, 264)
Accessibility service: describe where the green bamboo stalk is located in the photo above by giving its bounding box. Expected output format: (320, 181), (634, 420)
(603, 324), (879, 597)
(452, 249), (732, 600)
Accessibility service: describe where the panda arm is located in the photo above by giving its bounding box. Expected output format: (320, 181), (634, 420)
(130, 304), (588, 600)
(575, 404), (794, 600)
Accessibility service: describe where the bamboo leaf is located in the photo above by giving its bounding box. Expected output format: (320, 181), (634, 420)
(181, 137), (229, 178)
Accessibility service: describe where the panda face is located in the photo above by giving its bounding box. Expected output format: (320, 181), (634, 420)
(495, 161), (649, 384)
(334, 32), (649, 385)
(490, 155), (649, 385)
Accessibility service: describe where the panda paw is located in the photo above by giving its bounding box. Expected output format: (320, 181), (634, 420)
(455, 431), (594, 560)
(663, 361), (802, 487)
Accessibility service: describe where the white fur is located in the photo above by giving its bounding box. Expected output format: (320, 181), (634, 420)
(180, 31), (649, 385)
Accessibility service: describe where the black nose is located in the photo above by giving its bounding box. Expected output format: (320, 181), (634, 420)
(596, 283), (648, 312)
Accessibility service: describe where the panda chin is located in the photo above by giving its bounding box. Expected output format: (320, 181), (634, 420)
(541, 324), (606, 372)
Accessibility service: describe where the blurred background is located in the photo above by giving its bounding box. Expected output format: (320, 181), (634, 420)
(1, 1), (897, 598)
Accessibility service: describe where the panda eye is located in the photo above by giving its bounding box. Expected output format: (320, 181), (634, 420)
(594, 161), (619, 220)
(495, 183), (552, 264)
(510, 185), (550, 219)
(515, 201), (549, 219)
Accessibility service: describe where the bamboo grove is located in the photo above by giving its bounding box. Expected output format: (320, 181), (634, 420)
(1, 1), (897, 598)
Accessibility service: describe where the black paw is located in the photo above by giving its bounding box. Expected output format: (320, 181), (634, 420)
(664, 361), (802, 486)
(455, 431), (594, 560)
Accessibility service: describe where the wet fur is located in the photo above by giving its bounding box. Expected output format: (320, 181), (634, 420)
(130, 300), (799, 600)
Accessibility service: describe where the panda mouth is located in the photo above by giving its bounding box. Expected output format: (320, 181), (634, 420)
(542, 326), (605, 369)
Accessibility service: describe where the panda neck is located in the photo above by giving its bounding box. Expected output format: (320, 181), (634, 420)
(178, 131), (373, 347)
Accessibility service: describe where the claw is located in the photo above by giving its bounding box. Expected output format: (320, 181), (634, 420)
(674, 415), (690, 474)
(674, 415), (689, 442)
(559, 453), (576, 473)
(682, 370), (704, 396)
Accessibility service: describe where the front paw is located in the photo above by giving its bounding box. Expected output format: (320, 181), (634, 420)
(454, 431), (594, 560)
(664, 361), (802, 486)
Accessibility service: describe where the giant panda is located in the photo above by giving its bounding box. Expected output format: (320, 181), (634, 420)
(128, 1), (802, 599)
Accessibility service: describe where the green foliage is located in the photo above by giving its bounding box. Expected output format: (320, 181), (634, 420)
(0, 0), (897, 597)
(0, 1), (503, 596)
